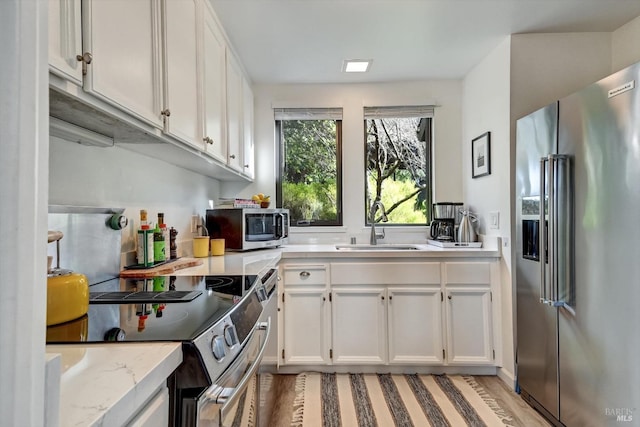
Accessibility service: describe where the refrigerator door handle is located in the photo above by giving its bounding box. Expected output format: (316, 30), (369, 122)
(539, 157), (549, 304)
(548, 155), (558, 304)
(551, 154), (574, 313)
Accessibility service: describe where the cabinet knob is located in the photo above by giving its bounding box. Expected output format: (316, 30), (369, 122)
(322, 296), (326, 302)
(389, 295), (392, 301)
(76, 52), (92, 76)
(299, 271), (310, 277)
(229, 154), (236, 159)
(448, 295), (452, 300)
(381, 295), (385, 300)
(203, 137), (214, 145)
(161, 109), (171, 117)
(76, 52), (92, 65)
(244, 164), (250, 168)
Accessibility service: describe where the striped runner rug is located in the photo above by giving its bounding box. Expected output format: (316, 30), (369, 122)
(290, 373), (515, 427)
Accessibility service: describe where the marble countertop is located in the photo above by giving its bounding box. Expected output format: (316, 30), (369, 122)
(47, 343), (182, 427)
(278, 241), (501, 259)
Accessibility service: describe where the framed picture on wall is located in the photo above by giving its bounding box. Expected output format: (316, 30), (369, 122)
(472, 132), (491, 178)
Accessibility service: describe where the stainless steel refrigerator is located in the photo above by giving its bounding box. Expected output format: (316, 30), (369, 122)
(516, 62), (640, 426)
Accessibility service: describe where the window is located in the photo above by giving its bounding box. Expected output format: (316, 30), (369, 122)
(275, 108), (343, 226)
(364, 106), (433, 225)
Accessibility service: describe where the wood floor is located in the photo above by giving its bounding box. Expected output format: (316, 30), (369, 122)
(259, 374), (551, 427)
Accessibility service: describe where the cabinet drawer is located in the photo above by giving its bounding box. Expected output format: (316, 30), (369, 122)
(445, 262), (491, 284)
(282, 265), (327, 286)
(331, 262), (440, 285)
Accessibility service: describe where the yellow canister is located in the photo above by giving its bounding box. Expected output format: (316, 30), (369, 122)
(46, 271), (89, 326)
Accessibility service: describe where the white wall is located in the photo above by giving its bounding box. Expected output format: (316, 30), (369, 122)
(49, 138), (222, 258)
(612, 14), (640, 72)
(461, 37), (513, 382)
(251, 81), (462, 242)
(0, 1), (48, 425)
(510, 33), (612, 122)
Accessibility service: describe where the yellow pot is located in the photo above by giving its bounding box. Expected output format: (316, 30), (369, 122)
(46, 272), (89, 326)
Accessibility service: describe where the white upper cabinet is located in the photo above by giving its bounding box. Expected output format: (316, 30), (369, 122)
(226, 52), (244, 172)
(49, 0), (83, 85)
(200, 1), (227, 163)
(82, 0), (164, 128)
(242, 78), (255, 179)
(48, 0), (254, 181)
(162, 0), (202, 149)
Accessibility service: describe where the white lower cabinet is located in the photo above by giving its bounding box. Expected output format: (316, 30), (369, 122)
(332, 287), (387, 364)
(388, 287), (444, 364)
(125, 385), (169, 427)
(331, 286), (444, 365)
(444, 287), (493, 364)
(280, 259), (498, 369)
(443, 261), (495, 365)
(281, 264), (331, 365)
(283, 287), (331, 364)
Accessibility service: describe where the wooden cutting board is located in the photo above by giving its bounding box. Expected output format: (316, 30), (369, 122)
(119, 258), (203, 278)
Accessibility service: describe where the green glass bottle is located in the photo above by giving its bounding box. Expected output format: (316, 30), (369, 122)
(153, 222), (166, 262)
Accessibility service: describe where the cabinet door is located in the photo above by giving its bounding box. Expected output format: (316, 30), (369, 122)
(82, 0), (163, 128)
(241, 78), (254, 179)
(201, 1), (226, 162)
(283, 288), (330, 365)
(226, 53), (243, 171)
(445, 288), (493, 365)
(163, 0), (201, 148)
(125, 385), (169, 427)
(332, 287), (386, 364)
(388, 287), (443, 364)
(49, 0), (83, 85)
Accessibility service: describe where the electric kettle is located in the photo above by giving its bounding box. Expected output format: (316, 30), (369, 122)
(457, 210), (478, 243)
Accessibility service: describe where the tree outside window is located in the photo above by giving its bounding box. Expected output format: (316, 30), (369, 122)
(276, 109), (343, 226)
(365, 112), (432, 225)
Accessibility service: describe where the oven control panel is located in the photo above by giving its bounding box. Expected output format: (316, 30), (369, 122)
(194, 287), (264, 381)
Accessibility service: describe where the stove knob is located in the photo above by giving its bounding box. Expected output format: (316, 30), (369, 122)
(104, 327), (125, 341)
(224, 325), (239, 347)
(211, 335), (225, 360)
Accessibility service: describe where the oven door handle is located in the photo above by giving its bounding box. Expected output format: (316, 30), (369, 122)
(217, 318), (270, 418)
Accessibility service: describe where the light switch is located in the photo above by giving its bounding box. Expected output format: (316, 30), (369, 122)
(489, 211), (499, 229)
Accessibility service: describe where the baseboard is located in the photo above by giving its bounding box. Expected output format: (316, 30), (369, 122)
(270, 365), (499, 376)
(497, 367), (516, 391)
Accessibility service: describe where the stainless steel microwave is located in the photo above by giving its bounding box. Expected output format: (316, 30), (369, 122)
(205, 208), (289, 251)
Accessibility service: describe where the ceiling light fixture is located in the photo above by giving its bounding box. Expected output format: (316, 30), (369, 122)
(343, 59), (372, 73)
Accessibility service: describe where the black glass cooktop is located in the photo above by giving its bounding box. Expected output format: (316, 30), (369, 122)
(46, 274), (258, 344)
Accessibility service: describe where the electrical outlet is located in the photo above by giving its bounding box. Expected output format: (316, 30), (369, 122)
(503, 237), (509, 247)
(191, 215), (200, 233)
(489, 211), (500, 229)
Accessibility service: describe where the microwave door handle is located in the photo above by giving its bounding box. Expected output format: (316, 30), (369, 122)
(218, 318), (271, 420)
(275, 213), (284, 239)
(539, 157), (548, 304)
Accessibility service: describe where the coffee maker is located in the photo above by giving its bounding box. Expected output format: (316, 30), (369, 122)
(429, 202), (463, 241)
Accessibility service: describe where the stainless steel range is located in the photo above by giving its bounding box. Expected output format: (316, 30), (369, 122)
(45, 206), (278, 426)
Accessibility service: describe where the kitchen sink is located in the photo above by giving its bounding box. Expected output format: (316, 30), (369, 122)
(335, 244), (420, 251)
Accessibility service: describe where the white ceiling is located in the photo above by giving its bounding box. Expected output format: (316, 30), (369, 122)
(209, 0), (640, 84)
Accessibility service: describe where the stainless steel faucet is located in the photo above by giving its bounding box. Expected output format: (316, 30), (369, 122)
(369, 199), (388, 245)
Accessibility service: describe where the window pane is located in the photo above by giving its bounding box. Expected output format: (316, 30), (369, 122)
(277, 119), (342, 226)
(365, 117), (431, 225)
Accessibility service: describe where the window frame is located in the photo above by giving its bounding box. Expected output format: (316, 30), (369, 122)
(275, 117), (343, 227)
(363, 114), (433, 226)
